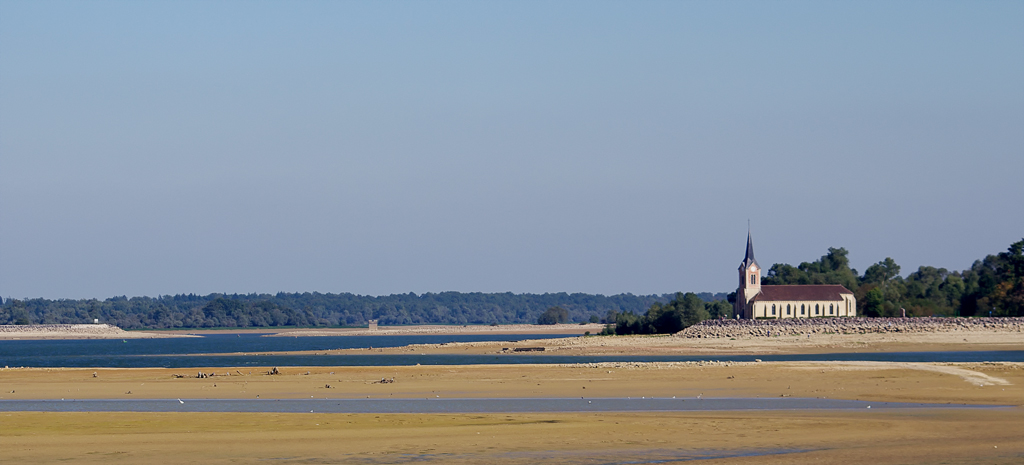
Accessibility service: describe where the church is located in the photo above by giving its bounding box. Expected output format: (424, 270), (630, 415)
(734, 232), (856, 319)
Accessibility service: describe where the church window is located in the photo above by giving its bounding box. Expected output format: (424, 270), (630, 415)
(830, 304), (834, 315)
(815, 304), (819, 315)
(750, 274), (756, 285)
(801, 304), (805, 315)
(771, 304), (776, 315)
(786, 304), (791, 315)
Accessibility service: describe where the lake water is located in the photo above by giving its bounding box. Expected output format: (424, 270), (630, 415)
(0, 397), (999, 413)
(1, 334), (1022, 367)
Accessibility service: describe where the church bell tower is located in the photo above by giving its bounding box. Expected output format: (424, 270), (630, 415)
(735, 229), (761, 318)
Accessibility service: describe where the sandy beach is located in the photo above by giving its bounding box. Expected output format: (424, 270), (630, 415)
(2, 360), (1022, 404)
(0, 324), (190, 339)
(197, 327), (1024, 358)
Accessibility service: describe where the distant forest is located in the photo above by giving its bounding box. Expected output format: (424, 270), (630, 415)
(0, 291), (728, 330)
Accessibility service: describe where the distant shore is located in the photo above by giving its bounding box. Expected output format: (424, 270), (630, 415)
(0, 323), (599, 340)
(148, 323), (603, 337)
(0, 324), (190, 339)
(269, 323), (604, 337)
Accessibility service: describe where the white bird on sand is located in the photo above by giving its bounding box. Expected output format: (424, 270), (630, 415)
(177, 398), (184, 404)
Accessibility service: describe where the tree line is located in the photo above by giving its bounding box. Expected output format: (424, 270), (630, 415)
(600, 292), (732, 335)
(761, 238), (1024, 318)
(0, 291), (698, 329)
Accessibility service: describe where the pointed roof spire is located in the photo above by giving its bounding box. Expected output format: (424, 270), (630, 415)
(741, 226), (760, 270)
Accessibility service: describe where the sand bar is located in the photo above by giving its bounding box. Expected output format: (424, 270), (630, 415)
(0, 324), (191, 339)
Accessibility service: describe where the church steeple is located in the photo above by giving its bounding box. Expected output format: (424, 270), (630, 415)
(737, 228), (762, 317)
(741, 229), (759, 271)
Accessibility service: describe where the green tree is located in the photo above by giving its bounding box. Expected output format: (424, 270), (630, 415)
(537, 306), (569, 325)
(989, 239), (1024, 316)
(611, 292), (710, 335)
(679, 293), (710, 328)
(614, 311), (644, 335)
(764, 247), (858, 291)
(863, 257), (900, 285)
(863, 288), (885, 317)
(705, 300), (733, 319)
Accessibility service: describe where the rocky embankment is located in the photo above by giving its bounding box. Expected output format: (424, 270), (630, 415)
(678, 317), (1024, 339)
(0, 324), (182, 339)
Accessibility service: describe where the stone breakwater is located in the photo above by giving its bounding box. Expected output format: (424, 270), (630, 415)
(678, 317), (1024, 339)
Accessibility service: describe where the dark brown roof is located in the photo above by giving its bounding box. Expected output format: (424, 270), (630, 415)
(751, 285), (853, 302)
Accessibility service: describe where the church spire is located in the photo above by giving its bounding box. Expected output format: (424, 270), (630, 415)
(741, 228), (759, 270)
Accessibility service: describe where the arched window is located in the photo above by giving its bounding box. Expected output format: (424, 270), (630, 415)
(830, 304), (834, 315)
(787, 304), (791, 315)
(771, 304), (776, 315)
(801, 304), (805, 315)
(815, 304), (819, 315)
(750, 274), (756, 285)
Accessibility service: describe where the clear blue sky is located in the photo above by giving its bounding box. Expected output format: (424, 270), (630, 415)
(1, 1), (1022, 299)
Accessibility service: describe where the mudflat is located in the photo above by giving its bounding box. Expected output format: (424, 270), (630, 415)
(2, 361), (1023, 404)
(3, 409), (1023, 464)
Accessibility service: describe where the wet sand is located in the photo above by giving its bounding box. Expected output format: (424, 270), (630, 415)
(3, 409), (1023, 464)
(3, 361), (1022, 404)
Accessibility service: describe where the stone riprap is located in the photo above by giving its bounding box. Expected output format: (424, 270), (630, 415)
(678, 317), (1024, 339)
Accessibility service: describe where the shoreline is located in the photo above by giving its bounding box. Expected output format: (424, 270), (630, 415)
(239, 329), (1024, 357)
(0, 324), (191, 340)
(0, 323), (597, 340)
